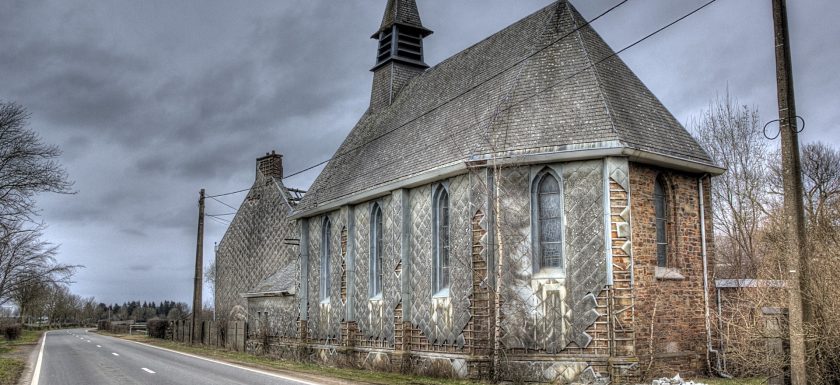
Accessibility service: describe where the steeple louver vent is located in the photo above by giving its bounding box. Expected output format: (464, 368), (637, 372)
(373, 25), (428, 69)
(369, 0), (433, 111)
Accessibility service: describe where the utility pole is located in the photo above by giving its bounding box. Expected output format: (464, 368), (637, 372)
(771, 1), (810, 384)
(191, 189), (205, 344)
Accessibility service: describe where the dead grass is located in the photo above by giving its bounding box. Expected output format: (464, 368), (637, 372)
(699, 377), (767, 385)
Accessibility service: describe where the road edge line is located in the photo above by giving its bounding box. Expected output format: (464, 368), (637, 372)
(30, 331), (48, 385)
(100, 335), (322, 385)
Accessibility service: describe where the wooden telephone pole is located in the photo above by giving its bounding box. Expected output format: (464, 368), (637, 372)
(771, 1), (810, 384)
(191, 189), (205, 344)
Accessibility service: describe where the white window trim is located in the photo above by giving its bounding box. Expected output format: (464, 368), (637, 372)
(431, 182), (451, 297)
(369, 202), (384, 299)
(320, 216), (331, 303)
(530, 165), (566, 278)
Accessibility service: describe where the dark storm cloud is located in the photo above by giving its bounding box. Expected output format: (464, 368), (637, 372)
(1, 0), (836, 305)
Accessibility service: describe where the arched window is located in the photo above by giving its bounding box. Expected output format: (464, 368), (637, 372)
(432, 185), (450, 294)
(369, 203), (384, 298)
(533, 170), (563, 272)
(654, 176), (669, 267)
(320, 217), (332, 301)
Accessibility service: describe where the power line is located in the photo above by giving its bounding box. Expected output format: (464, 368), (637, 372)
(206, 188), (250, 199)
(206, 0), (718, 201)
(207, 213), (236, 217)
(207, 196), (238, 211)
(494, 0), (721, 122)
(299, 0), (720, 204)
(207, 216), (231, 226)
(205, 1), (632, 198)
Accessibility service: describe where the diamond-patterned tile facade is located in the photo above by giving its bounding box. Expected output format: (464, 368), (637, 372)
(497, 161), (607, 352)
(562, 160), (606, 348)
(408, 185), (433, 338)
(405, 175), (474, 347)
(215, 173), (299, 339)
(307, 212), (345, 341)
(447, 174), (473, 347)
(352, 195), (401, 346)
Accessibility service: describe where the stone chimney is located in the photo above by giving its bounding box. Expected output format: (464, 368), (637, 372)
(256, 151), (283, 179)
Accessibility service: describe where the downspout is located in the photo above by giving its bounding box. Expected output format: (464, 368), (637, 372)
(699, 175), (731, 377)
(716, 286), (727, 373)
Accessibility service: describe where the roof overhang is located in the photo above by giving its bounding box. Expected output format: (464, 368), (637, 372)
(715, 279), (787, 288)
(292, 142), (725, 219)
(240, 290), (295, 299)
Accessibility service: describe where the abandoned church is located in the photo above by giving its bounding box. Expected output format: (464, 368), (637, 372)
(213, 1), (725, 382)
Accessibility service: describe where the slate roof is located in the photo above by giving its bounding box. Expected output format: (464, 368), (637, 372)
(245, 262), (297, 296)
(297, 1), (717, 214)
(377, 0), (429, 34)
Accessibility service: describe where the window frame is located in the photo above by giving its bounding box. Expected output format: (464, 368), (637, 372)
(320, 216), (332, 303)
(432, 183), (451, 296)
(653, 175), (670, 268)
(369, 202), (384, 299)
(530, 167), (565, 277)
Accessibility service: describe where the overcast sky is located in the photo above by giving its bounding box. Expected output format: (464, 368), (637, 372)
(1, 0), (837, 306)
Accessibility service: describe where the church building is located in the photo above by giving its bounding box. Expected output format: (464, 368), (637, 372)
(215, 1), (725, 382)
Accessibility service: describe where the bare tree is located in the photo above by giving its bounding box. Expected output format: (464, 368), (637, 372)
(0, 102), (72, 225)
(800, 142), (840, 249)
(692, 91), (770, 278)
(0, 221), (77, 305)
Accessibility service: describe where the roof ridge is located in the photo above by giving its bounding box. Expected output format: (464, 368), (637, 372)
(567, 4), (620, 139)
(423, 2), (560, 75)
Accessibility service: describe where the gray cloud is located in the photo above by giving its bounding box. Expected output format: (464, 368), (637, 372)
(2, 0), (837, 304)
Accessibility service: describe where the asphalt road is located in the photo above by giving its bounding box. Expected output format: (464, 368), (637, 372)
(32, 328), (323, 385)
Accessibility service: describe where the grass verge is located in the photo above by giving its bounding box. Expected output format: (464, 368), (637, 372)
(108, 334), (485, 385)
(0, 358), (24, 385)
(0, 329), (44, 385)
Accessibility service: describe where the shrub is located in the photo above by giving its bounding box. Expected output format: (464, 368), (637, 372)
(1, 324), (21, 341)
(147, 319), (168, 339)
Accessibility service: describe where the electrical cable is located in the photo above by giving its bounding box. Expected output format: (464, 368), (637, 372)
(207, 0), (719, 201)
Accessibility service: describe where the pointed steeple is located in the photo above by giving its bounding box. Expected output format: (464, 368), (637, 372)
(369, 0), (433, 111)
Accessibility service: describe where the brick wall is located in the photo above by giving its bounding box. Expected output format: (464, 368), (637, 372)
(630, 163), (715, 377)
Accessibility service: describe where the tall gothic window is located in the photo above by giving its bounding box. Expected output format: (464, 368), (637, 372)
(432, 185), (450, 294)
(320, 217), (332, 301)
(369, 203), (384, 298)
(534, 170), (563, 271)
(654, 176), (669, 267)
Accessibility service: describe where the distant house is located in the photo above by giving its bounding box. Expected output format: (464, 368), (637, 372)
(214, 1), (725, 382)
(213, 152), (303, 340)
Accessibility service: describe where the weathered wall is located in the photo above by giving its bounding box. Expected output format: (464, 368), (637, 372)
(231, 159), (716, 382)
(630, 162), (712, 376)
(247, 296), (299, 339)
(215, 173), (298, 323)
(351, 194), (401, 346)
(408, 174), (473, 347)
(497, 160), (606, 353)
(306, 210), (345, 342)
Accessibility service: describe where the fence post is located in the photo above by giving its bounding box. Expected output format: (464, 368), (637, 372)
(763, 307), (790, 385)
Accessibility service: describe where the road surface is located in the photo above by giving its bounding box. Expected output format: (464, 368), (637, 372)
(32, 328), (322, 385)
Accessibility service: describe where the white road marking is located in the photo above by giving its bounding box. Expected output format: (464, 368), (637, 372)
(142, 368), (156, 374)
(97, 345), (102, 348)
(31, 331), (48, 385)
(112, 353), (119, 356)
(117, 338), (322, 385)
